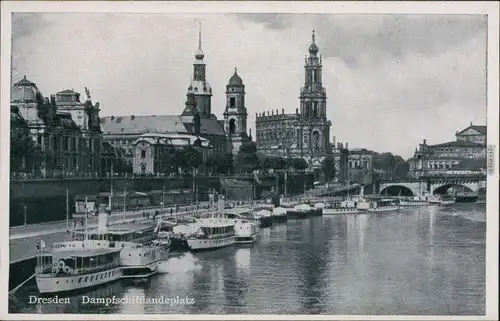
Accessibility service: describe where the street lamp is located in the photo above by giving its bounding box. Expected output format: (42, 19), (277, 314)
(23, 204), (27, 226)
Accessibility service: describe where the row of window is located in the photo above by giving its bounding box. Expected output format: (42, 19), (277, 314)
(36, 135), (97, 153)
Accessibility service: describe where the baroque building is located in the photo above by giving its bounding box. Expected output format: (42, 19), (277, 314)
(10, 76), (102, 177)
(223, 68), (250, 155)
(408, 122), (487, 179)
(100, 24), (250, 175)
(256, 31), (332, 170)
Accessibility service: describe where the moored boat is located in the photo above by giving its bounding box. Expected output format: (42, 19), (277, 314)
(68, 214), (167, 279)
(271, 207), (288, 223)
(187, 218), (236, 251)
(253, 209), (274, 228)
(234, 218), (260, 244)
(35, 246), (123, 294)
(286, 204), (310, 219)
(323, 206), (362, 215)
(365, 199), (400, 213)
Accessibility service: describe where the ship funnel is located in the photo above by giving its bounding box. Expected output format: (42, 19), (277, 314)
(217, 196), (225, 211)
(98, 213), (109, 231)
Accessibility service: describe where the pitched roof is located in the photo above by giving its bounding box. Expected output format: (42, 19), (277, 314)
(181, 116), (225, 136)
(457, 124), (487, 135)
(101, 115), (188, 135)
(430, 140), (485, 148)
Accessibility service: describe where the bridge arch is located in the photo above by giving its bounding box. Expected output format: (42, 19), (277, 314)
(432, 183), (474, 195)
(379, 185), (415, 196)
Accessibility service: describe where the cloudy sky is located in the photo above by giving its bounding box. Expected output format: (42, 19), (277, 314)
(11, 13), (487, 158)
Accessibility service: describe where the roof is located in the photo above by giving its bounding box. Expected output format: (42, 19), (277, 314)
(133, 132), (211, 148)
(429, 140), (485, 148)
(101, 115), (188, 135)
(53, 247), (121, 258)
(457, 124), (487, 135)
(180, 117), (225, 136)
(74, 223), (156, 235)
(75, 195), (97, 201)
(228, 69), (243, 86)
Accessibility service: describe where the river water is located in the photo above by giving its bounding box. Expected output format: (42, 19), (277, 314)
(11, 203), (486, 315)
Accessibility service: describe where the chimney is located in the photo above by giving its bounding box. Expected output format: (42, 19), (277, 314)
(345, 143), (348, 149)
(423, 139), (427, 145)
(332, 135), (336, 146)
(296, 108), (299, 114)
(276, 109), (278, 115)
(282, 108), (284, 114)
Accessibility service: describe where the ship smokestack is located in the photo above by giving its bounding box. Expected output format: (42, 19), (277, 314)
(98, 213), (109, 231)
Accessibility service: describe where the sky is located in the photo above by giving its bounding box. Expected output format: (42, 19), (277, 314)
(11, 13), (487, 158)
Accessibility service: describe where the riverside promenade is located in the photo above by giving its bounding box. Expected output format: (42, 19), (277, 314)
(9, 203), (216, 264)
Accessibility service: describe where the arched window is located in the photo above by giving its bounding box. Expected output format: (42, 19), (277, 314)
(313, 102), (318, 118)
(313, 131), (320, 150)
(229, 119), (236, 134)
(141, 150), (146, 158)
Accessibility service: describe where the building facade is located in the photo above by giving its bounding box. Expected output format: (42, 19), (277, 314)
(347, 148), (374, 185)
(408, 123), (487, 179)
(223, 68), (250, 155)
(10, 76), (102, 178)
(255, 31), (332, 169)
(132, 133), (212, 175)
(100, 24), (250, 175)
(330, 140), (349, 183)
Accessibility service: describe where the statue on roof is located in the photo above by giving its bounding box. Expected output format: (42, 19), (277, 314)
(85, 87), (91, 101)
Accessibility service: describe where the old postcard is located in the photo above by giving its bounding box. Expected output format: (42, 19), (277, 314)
(1, 1), (498, 320)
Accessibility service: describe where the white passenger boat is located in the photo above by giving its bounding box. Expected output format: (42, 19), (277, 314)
(66, 214), (167, 279)
(323, 196), (366, 215)
(187, 217), (236, 251)
(440, 194), (456, 206)
(428, 194), (456, 206)
(35, 246), (122, 294)
(365, 199), (400, 213)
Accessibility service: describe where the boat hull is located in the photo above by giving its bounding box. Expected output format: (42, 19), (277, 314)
(323, 208), (361, 215)
(271, 214), (288, 223)
(400, 201), (428, 206)
(367, 206), (400, 213)
(258, 216), (274, 228)
(36, 267), (122, 294)
(187, 236), (235, 251)
(235, 232), (259, 244)
(121, 260), (160, 279)
(286, 210), (308, 219)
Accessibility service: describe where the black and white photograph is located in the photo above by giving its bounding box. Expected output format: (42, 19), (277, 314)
(1, 1), (498, 320)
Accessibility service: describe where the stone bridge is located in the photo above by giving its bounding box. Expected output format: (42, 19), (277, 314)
(379, 175), (487, 196)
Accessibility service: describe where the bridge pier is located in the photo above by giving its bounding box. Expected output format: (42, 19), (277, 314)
(379, 176), (485, 196)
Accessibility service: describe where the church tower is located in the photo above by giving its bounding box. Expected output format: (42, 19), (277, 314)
(299, 30), (331, 155)
(182, 22), (212, 118)
(224, 67), (249, 155)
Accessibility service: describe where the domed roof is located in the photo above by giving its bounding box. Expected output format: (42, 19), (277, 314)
(308, 30), (319, 55)
(228, 67), (243, 86)
(194, 48), (205, 60)
(11, 76), (41, 102)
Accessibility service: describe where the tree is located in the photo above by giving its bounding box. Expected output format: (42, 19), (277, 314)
(10, 108), (39, 173)
(182, 146), (203, 172)
(372, 151), (409, 180)
(291, 158), (308, 171)
(322, 156), (336, 182)
(235, 141), (260, 173)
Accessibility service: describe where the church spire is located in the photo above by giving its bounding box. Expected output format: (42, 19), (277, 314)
(308, 29), (319, 55)
(194, 21), (205, 60)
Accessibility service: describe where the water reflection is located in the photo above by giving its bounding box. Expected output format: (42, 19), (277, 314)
(13, 204), (486, 315)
